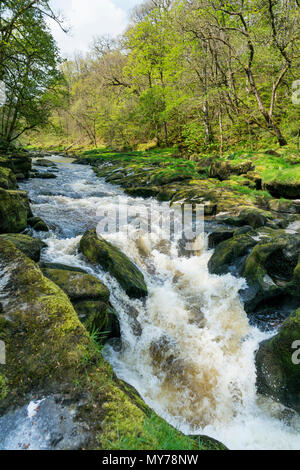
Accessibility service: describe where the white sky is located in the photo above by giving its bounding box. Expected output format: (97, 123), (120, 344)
(49, 0), (143, 57)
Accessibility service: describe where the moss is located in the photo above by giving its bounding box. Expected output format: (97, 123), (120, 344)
(42, 268), (110, 302)
(28, 217), (49, 232)
(80, 229), (148, 299)
(208, 233), (257, 275)
(0, 167), (17, 190)
(0, 188), (28, 234)
(0, 233), (46, 262)
(0, 239), (90, 399)
(256, 308), (300, 412)
(100, 386), (226, 450)
(0, 373), (8, 402)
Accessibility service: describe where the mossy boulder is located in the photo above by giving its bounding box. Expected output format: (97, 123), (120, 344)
(241, 231), (300, 312)
(0, 234), (46, 262)
(0, 374), (8, 402)
(0, 189), (29, 233)
(209, 160), (254, 181)
(220, 207), (272, 229)
(264, 181), (300, 200)
(41, 266), (119, 336)
(0, 239), (90, 402)
(11, 155), (32, 178)
(0, 167), (17, 190)
(28, 216), (49, 232)
(0, 156), (13, 171)
(208, 232), (257, 276)
(80, 229), (148, 299)
(35, 159), (56, 168)
(125, 186), (160, 198)
(208, 228), (235, 249)
(256, 308), (300, 412)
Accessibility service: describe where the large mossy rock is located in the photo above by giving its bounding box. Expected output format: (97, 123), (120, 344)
(41, 265), (119, 336)
(0, 239), (90, 402)
(241, 232), (300, 311)
(0, 189), (29, 233)
(80, 229), (148, 299)
(208, 227), (300, 314)
(0, 240), (225, 450)
(0, 234), (46, 262)
(264, 180), (300, 200)
(219, 207), (272, 229)
(28, 216), (49, 232)
(11, 155), (32, 178)
(256, 308), (300, 412)
(209, 160), (254, 181)
(208, 232), (257, 276)
(0, 167), (17, 190)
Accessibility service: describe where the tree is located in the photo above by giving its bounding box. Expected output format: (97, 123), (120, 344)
(0, 1), (64, 148)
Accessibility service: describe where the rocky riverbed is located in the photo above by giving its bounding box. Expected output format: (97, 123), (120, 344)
(0, 151), (300, 449)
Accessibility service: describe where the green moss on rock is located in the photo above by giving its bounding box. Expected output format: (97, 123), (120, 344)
(0, 374), (8, 402)
(0, 167), (17, 190)
(41, 266), (117, 336)
(0, 189), (29, 234)
(256, 308), (300, 412)
(0, 234), (46, 262)
(80, 229), (148, 299)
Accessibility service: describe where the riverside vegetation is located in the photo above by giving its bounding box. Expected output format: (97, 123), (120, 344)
(0, 0), (300, 451)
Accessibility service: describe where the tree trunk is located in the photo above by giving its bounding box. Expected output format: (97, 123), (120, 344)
(245, 67), (287, 146)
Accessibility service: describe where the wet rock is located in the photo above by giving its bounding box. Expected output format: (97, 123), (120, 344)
(246, 171), (262, 190)
(0, 238), (90, 405)
(11, 155), (32, 178)
(241, 231), (300, 312)
(28, 216), (49, 232)
(0, 156), (14, 171)
(209, 160), (254, 181)
(80, 229), (148, 299)
(35, 159), (57, 168)
(0, 234), (46, 262)
(0, 396), (89, 450)
(208, 232), (257, 276)
(41, 266), (119, 336)
(264, 181), (300, 200)
(0, 167), (17, 190)
(204, 203), (217, 216)
(38, 262), (88, 273)
(208, 228), (235, 249)
(0, 189), (29, 233)
(269, 199), (300, 215)
(218, 207), (272, 229)
(256, 307), (300, 413)
(191, 435), (228, 451)
(125, 186), (159, 198)
(264, 150), (281, 157)
(34, 172), (57, 179)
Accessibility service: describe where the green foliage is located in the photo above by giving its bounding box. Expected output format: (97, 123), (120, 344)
(0, 1), (64, 148)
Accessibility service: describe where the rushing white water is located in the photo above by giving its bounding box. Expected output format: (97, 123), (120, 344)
(19, 156), (300, 450)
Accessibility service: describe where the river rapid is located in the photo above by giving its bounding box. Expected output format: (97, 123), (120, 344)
(19, 155), (300, 451)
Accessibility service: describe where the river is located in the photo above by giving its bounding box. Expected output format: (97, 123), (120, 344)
(19, 155), (300, 450)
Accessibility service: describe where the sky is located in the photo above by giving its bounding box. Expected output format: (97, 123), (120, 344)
(49, 0), (144, 57)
